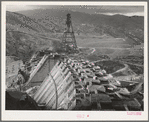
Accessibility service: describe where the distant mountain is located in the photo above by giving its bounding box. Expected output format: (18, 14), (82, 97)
(18, 9), (144, 45)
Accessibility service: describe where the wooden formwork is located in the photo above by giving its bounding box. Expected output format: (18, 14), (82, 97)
(33, 61), (76, 110)
(23, 55), (60, 88)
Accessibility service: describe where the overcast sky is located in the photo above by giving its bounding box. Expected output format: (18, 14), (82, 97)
(6, 5), (144, 16)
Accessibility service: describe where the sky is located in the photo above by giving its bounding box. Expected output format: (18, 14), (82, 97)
(6, 5), (144, 16)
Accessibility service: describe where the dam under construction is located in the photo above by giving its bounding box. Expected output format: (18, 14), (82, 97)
(6, 13), (144, 111)
(6, 51), (144, 110)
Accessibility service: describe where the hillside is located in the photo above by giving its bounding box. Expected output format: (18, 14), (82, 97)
(6, 31), (53, 62)
(6, 11), (59, 62)
(18, 9), (144, 45)
(6, 11), (53, 33)
(6, 10), (144, 62)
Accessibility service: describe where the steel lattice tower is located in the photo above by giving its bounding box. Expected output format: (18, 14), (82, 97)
(62, 13), (77, 53)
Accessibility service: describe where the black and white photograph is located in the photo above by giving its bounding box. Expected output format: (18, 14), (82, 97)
(1, 1), (148, 121)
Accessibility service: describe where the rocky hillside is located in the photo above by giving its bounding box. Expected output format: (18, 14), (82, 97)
(6, 11), (52, 33)
(6, 11), (58, 62)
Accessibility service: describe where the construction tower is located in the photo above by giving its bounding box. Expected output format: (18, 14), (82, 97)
(62, 13), (78, 53)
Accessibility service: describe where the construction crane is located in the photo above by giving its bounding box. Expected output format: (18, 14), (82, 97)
(62, 13), (78, 53)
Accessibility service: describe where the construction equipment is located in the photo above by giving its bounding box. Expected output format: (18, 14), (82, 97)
(62, 13), (78, 53)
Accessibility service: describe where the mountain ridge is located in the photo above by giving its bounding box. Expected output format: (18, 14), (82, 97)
(6, 10), (144, 61)
(17, 9), (144, 44)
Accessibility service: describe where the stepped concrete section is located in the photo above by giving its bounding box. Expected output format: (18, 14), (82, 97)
(26, 57), (143, 110)
(34, 61), (76, 110)
(24, 54), (60, 87)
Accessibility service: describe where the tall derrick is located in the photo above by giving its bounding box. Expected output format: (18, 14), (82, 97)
(62, 13), (78, 53)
